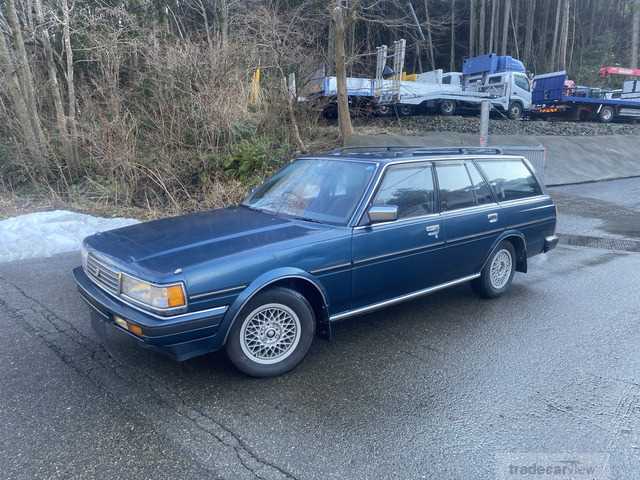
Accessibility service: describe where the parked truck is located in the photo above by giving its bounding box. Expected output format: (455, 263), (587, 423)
(530, 70), (640, 123)
(309, 50), (532, 120)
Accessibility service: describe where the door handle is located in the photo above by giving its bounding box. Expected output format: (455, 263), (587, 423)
(426, 224), (440, 237)
(488, 213), (499, 223)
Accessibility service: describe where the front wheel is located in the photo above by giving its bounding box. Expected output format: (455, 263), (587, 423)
(226, 287), (315, 377)
(507, 101), (523, 120)
(472, 241), (516, 298)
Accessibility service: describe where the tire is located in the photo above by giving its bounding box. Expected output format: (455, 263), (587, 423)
(507, 101), (523, 120)
(376, 104), (392, 116)
(472, 241), (516, 299)
(397, 104), (414, 116)
(439, 100), (456, 116)
(599, 106), (615, 123)
(225, 287), (316, 377)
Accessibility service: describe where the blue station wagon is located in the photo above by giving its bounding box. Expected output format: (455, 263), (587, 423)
(74, 147), (558, 377)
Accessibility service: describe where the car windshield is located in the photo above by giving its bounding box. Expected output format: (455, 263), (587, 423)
(242, 159), (377, 225)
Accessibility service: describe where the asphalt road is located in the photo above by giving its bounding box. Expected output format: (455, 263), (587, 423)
(1, 179), (639, 480)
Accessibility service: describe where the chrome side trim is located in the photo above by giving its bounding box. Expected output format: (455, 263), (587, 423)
(520, 204), (555, 212)
(446, 227), (504, 245)
(329, 273), (481, 322)
(310, 262), (352, 275)
(190, 285), (247, 300)
(79, 278), (228, 320)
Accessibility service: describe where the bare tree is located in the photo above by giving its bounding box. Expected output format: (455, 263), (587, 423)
(500, 0), (510, 55)
(479, 0), (486, 53)
(61, 0), (79, 166)
(523, 0), (535, 64)
(558, 0), (570, 70)
(333, 5), (353, 142)
(489, 0), (497, 52)
(469, 0), (476, 56)
(423, 0), (435, 70)
(632, 0), (640, 68)
(450, 0), (455, 71)
(550, 0), (562, 70)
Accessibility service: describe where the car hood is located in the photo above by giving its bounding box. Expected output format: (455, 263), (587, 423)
(85, 207), (330, 278)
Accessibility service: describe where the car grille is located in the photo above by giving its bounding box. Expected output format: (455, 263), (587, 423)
(85, 253), (121, 295)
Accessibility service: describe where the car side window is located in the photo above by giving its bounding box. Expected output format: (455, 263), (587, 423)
(372, 164), (435, 219)
(467, 162), (495, 205)
(436, 163), (476, 211)
(477, 159), (543, 201)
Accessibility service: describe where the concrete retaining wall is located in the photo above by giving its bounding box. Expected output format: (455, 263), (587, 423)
(347, 133), (640, 186)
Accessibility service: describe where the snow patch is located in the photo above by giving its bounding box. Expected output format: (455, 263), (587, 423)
(0, 210), (139, 263)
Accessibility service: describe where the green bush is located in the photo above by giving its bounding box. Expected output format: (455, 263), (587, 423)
(222, 136), (289, 183)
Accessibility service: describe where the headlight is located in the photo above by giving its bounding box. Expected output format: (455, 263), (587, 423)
(121, 274), (186, 310)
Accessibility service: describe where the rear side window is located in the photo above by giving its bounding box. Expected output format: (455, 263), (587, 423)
(477, 159), (543, 201)
(372, 163), (435, 219)
(436, 164), (476, 211)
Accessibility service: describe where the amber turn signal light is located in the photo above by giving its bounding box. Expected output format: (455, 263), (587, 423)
(166, 284), (186, 308)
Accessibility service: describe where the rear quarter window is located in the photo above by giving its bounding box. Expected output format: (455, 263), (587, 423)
(477, 159), (542, 201)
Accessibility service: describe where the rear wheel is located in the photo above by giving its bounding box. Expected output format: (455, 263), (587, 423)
(396, 104), (414, 116)
(599, 106), (615, 123)
(226, 287), (315, 377)
(439, 100), (456, 116)
(472, 241), (516, 298)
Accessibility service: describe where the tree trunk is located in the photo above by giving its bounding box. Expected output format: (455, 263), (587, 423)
(550, 0), (562, 70)
(423, 0), (436, 70)
(450, 0), (456, 71)
(282, 74), (306, 153)
(500, 0), (511, 55)
(632, 0), (640, 68)
(479, 0), (486, 54)
(0, 27), (44, 167)
(489, 0), (497, 53)
(523, 0), (535, 64)
(33, 0), (73, 173)
(5, 0), (47, 153)
(469, 0), (476, 57)
(333, 6), (353, 142)
(558, 0), (570, 70)
(61, 0), (79, 166)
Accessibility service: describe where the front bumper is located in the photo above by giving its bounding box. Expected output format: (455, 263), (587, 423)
(73, 267), (228, 361)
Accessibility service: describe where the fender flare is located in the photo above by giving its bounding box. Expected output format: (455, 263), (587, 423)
(221, 267), (330, 345)
(481, 230), (528, 273)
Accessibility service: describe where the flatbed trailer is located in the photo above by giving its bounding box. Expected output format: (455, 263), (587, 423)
(531, 71), (640, 122)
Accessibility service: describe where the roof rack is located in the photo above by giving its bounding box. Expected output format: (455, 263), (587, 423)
(328, 146), (504, 157)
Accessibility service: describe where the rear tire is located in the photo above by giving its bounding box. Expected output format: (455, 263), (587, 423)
(226, 287), (315, 377)
(439, 100), (456, 116)
(472, 241), (516, 299)
(599, 106), (615, 123)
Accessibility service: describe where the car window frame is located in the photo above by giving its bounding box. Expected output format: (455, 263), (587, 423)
(357, 160), (439, 227)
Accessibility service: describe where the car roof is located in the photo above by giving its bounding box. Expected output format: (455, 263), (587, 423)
(301, 146), (516, 164)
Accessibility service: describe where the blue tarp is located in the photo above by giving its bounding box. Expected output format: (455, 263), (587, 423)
(463, 54), (526, 76)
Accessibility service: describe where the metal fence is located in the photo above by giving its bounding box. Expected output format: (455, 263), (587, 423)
(498, 145), (546, 184)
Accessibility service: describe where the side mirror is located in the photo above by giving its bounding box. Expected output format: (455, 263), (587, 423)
(368, 205), (398, 224)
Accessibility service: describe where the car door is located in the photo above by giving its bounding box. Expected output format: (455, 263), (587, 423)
(436, 161), (503, 281)
(476, 158), (555, 256)
(350, 162), (448, 309)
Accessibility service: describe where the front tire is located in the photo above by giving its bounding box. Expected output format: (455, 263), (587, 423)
(507, 101), (523, 120)
(439, 100), (456, 116)
(226, 287), (315, 377)
(472, 241), (516, 298)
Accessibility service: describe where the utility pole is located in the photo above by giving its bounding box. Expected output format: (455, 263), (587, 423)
(333, 5), (353, 142)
